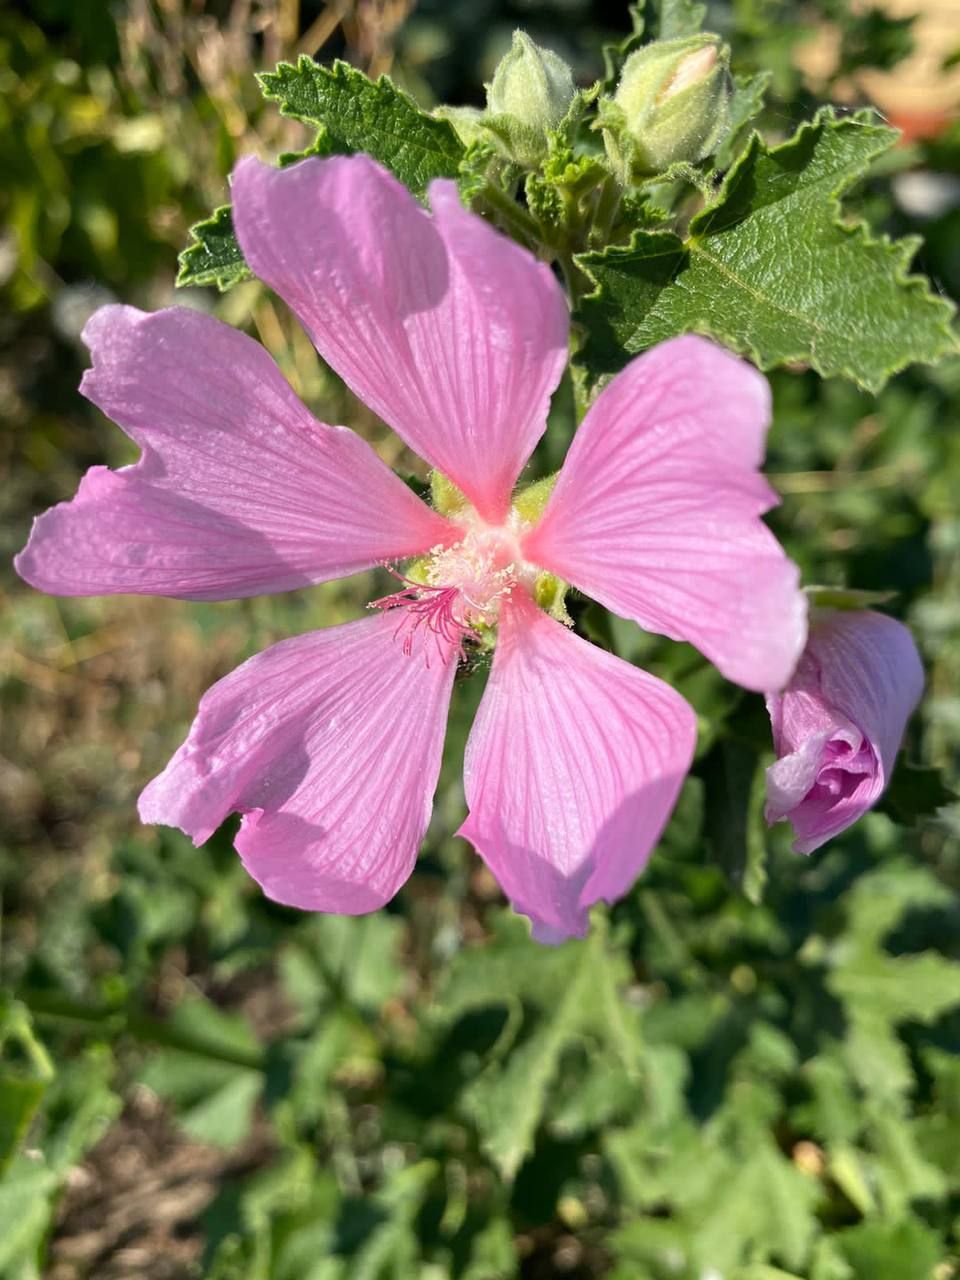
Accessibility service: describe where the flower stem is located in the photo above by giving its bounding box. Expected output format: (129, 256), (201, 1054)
(479, 180), (542, 249)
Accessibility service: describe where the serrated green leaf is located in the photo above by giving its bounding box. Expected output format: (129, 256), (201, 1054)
(446, 923), (642, 1179)
(179, 59), (465, 291)
(258, 57), (464, 198)
(176, 204), (252, 292)
(576, 109), (959, 392)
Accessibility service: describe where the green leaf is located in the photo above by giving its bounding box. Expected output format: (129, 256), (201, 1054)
(700, 737), (769, 903)
(138, 998), (263, 1149)
(610, 1118), (819, 1273)
(440, 920), (642, 1179)
(179, 59), (465, 291)
(716, 70), (771, 169)
(825, 864), (960, 1098)
(0, 999), (54, 1174)
(0, 1076), (47, 1175)
(629, 0), (707, 41)
(0, 1158), (58, 1274)
(576, 109), (959, 393)
(832, 1219), (943, 1280)
(176, 204), (252, 292)
(880, 759), (957, 823)
(258, 57), (464, 198)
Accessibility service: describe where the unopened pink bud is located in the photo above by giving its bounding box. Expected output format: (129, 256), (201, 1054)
(765, 610), (924, 853)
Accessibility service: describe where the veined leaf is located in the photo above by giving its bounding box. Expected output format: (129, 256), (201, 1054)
(258, 57), (464, 198)
(576, 109), (959, 392)
(177, 205), (252, 292)
(439, 919), (641, 1180)
(179, 58), (465, 291)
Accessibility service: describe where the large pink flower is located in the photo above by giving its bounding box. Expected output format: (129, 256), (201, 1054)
(15, 154), (806, 940)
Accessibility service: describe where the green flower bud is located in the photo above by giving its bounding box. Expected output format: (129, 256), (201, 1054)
(606, 34), (732, 177)
(484, 31), (576, 165)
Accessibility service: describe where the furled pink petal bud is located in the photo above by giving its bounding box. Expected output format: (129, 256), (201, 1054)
(765, 610), (924, 853)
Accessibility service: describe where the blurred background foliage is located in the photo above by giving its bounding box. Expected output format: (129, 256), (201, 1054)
(1, 1), (960, 1277)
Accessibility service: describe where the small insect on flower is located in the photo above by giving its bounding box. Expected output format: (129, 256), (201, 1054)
(765, 609), (924, 853)
(15, 154), (806, 941)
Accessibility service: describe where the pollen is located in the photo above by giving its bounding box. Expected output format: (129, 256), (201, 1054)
(369, 523), (534, 663)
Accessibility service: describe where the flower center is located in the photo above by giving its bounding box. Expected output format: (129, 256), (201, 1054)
(370, 517), (535, 662)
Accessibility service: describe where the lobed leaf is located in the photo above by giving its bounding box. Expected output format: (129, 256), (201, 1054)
(179, 58), (465, 291)
(257, 57), (464, 198)
(576, 109), (959, 392)
(176, 204), (252, 292)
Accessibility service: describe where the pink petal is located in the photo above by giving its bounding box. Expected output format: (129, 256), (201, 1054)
(522, 336), (806, 692)
(231, 155), (569, 523)
(139, 614), (457, 912)
(15, 305), (451, 600)
(458, 593), (697, 941)
(766, 609), (924, 853)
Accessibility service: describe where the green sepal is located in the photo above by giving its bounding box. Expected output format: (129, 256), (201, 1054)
(534, 572), (572, 625)
(806, 585), (897, 610)
(477, 112), (548, 169)
(714, 70), (771, 170)
(513, 472), (558, 523)
(430, 470), (468, 517)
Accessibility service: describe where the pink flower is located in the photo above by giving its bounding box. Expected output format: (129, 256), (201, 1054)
(765, 609), (924, 854)
(15, 154), (806, 940)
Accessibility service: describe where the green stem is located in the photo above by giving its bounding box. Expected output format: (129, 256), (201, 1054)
(590, 173), (623, 248)
(479, 180), (541, 249)
(21, 990), (265, 1072)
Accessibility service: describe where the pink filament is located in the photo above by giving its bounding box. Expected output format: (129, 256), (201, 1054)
(368, 568), (476, 664)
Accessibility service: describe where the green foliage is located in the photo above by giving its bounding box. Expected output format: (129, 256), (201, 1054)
(437, 919), (642, 1178)
(629, 0), (707, 42)
(177, 205), (253, 292)
(5, 1), (960, 1276)
(257, 58), (465, 196)
(178, 56), (466, 290)
(577, 109), (959, 391)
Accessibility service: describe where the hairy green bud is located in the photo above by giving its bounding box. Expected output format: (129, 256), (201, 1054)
(484, 31), (576, 165)
(605, 34), (732, 178)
